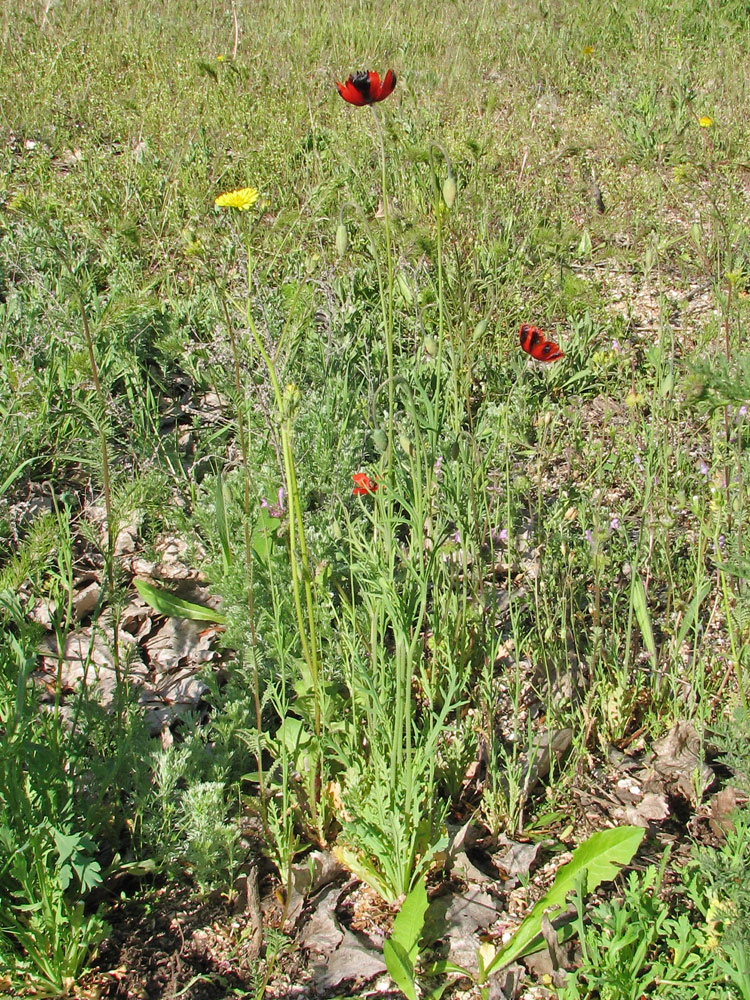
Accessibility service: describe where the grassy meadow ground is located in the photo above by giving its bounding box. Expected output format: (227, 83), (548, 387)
(1, 0), (750, 996)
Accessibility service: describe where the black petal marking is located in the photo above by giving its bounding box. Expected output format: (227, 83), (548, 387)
(351, 71), (372, 99)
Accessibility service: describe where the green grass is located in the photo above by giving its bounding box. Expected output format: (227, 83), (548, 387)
(1, 0), (749, 995)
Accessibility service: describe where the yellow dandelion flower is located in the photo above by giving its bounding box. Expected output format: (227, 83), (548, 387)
(214, 187), (259, 211)
(699, 115), (713, 128)
(217, 54), (225, 62)
(582, 45), (594, 55)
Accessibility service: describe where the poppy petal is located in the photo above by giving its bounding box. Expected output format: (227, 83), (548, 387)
(378, 69), (396, 101)
(336, 79), (368, 105)
(352, 472), (378, 494)
(366, 70), (381, 100)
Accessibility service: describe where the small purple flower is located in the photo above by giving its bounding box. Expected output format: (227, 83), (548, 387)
(585, 529), (595, 551)
(609, 516), (620, 531)
(261, 486), (286, 519)
(451, 529), (461, 545)
(612, 339), (621, 353)
(434, 455), (444, 481)
(739, 405), (747, 419)
(717, 534), (725, 552)
(699, 460), (709, 477)
(634, 453), (643, 469)
(492, 527), (509, 545)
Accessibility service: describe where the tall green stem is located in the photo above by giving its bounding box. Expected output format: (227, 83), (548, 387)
(369, 105), (395, 481)
(248, 325), (323, 835)
(429, 148), (446, 425)
(217, 291), (268, 830)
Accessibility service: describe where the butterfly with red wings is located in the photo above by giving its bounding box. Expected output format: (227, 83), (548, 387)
(519, 323), (564, 362)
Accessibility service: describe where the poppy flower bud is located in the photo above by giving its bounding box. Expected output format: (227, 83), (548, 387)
(449, 440), (460, 461)
(398, 433), (413, 457)
(372, 428), (388, 453)
(396, 272), (414, 306)
(335, 223), (349, 258)
(474, 319), (488, 338)
(442, 175), (457, 208)
(424, 335), (438, 358)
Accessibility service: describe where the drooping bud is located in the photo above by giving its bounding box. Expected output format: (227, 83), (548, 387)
(442, 175), (457, 208)
(424, 335), (438, 358)
(335, 223), (349, 258)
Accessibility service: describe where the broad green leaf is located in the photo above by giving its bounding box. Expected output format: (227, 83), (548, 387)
(384, 938), (417, 1000)
(632, 575), (657, 662)
(278, 715), (312, 758)
(134, 579), (226, 623)
(390, 875), (429, 964)
(251, 505), (280, 563)
(485, 826), (644, 975)
(384, 875), (428, 1000)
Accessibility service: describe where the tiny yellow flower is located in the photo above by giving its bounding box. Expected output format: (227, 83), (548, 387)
(699, 115), (713, 128)
(216, 54), (225, 62)
(214, 187), (259, 211)
(626, 390), (644, 408)
(282, 382), (300, 417)
(582, 45), (594, 55)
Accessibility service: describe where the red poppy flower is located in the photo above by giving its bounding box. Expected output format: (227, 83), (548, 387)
(336, 69), (397, 106)
(352, 472), (378, 495)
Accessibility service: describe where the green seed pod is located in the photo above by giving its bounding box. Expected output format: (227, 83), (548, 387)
(442, 175), (457, 208)
(449, 439), (460, 461)
(335, 223), (349, 258)
(473, 318), (488, 338)
(372, 428), (388, 453)
(424, 335), (438, 358)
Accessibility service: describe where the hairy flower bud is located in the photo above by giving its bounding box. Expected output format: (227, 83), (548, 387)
(335, 223), (349, 258)
(398, 434), (414, 457)
(442, 175), (457, 208)
(371, 428), (388, 453)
